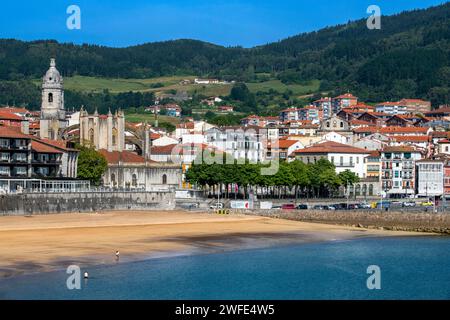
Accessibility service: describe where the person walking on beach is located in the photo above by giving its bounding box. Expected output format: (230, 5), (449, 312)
(115, 250), (120, 261)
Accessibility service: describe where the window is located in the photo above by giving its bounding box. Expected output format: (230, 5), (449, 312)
(89, 129), (95, 144)
(15, 167), (27, 175)
(0, 153), (9, 161)
(48, 93), (53, 103)
(369, 184), (374, 196)
(340, 156), (343, 166)
(132, 174), (137, 187)
(0, 166), (9, 176)
(331, 156), (334, 164)
(112, 128), (118, 146)
(340, 121), (344, 128)
(350, 157), (353, 165)
(162, 174), (167, 185)
(111, 173), (116, 187)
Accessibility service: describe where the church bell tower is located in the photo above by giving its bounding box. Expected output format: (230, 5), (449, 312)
(40, 58), (67, 140)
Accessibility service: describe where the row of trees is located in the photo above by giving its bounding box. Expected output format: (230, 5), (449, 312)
(185, 159), (360, 199)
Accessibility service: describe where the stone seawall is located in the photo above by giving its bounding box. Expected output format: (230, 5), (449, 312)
(234, 209), (450, 234)
(0, 191), (175, 216)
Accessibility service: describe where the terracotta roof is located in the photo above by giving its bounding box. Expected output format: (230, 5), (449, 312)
(33, 138), (78, 152)
(368, 151), (381, 157)
(99, 150), (146, 163)
(379, 127), (429, 134)
(150, 144), (177, 155)
(176, 122), (195, 129)
(0, 107), (29, 113)
(438, 139), (450, 143)
(0, 111), (23, 121)
(269, 139), (300, 149)
(31, 140), (62, 154)
(150, 133), (162, 140)
(353, 126), (379, 133)
(425, 107), (450, 115)
(334, 93), (357, 100)
(294, 141), (370, 154)
(0, 125), (30, 138)
(382, 146), (418, 152)
(391, 136), (430, 143)
(398, 99), (430, 104)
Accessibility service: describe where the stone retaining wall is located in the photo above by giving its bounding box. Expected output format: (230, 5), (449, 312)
(233, 209), (450, 234)
(0, 191), (175, 215)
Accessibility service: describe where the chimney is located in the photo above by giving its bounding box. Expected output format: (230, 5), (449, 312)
(21, 120), (30, 135)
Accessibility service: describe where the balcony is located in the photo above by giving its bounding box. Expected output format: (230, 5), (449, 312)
(335, 163), (355, 167)
(32, 159), (62, 165)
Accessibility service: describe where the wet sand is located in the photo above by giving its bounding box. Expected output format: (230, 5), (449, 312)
(0, 210), (425, 278)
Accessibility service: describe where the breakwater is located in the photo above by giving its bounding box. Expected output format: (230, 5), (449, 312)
(235, 209), (450, 234)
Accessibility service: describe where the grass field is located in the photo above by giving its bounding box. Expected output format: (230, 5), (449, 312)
(246, 79), (321, 96)
(124, 113), (182, 124)
(34, 75), (320, 100)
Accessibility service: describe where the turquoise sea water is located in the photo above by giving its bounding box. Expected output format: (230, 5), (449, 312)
(1, 236), (449, 300)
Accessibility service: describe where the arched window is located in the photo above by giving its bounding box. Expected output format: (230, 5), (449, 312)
(369, 184), (374, 196)
(111, 174), (116, 187)
(355, 184), (361, 196)
(132, 174), (137, 187)
(362, 184), (367, 195)
(340, 121), (344, 128)
(89, 128), (95, 144)
(162, 174), (167, 185)
(112, 128), (118, 146)
(48, 93), (53, 103)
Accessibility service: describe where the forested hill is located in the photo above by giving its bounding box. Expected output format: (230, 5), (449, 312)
(0, 2), (449, 106)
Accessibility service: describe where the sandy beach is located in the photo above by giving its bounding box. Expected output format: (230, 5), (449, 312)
(0, 210), (424, 278)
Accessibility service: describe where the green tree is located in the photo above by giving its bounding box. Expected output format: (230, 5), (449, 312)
(76, 146), (108, 186)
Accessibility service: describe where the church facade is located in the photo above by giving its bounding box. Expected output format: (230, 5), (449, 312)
(79, 108), (125, 152)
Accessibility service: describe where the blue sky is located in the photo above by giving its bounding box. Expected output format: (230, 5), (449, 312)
(0, 0), (446, 47)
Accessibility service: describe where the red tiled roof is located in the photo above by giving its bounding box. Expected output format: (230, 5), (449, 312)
(382, 146), (418, 152)
(34, 138), (78, 152)
(391, 136), (430, 142)
(294, 141), (370, 154)
(269, 139), (300, 149)
(334, 93), (357, 100)
(0, 125), (29, 138)
(31, 140), (62, 154)
(99, 150), (145, 163)
(150, 144), (177, 155)
(379, 127), (429, 134)
(0, 107), (29, 114)
(0, 111), (23, 121)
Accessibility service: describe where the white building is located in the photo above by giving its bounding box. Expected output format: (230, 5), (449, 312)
(320, 131), (349, 145)
(293, 141), (370, 178)
(206, 126), (265, 163)
(416, 160), (444, 197)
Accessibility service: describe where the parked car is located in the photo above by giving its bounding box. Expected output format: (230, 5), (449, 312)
(296, 204), (308, 210)
(359, 202), (371, 209)
(402, 201), (416, 207)
(272, 205), (282, 210)
(323, 205), (336, 210)
(375, 201), (391, 209)
(421, 201), (433, 207)
(281, 204), (296, 210)
(347, 204), (359, 210)
(210, 202), (224, 209)
(313, 205), (324, 210)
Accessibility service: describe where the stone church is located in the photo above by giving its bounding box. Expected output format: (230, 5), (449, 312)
(79, 108), (125, 152)
(40, 58), (68, 140)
